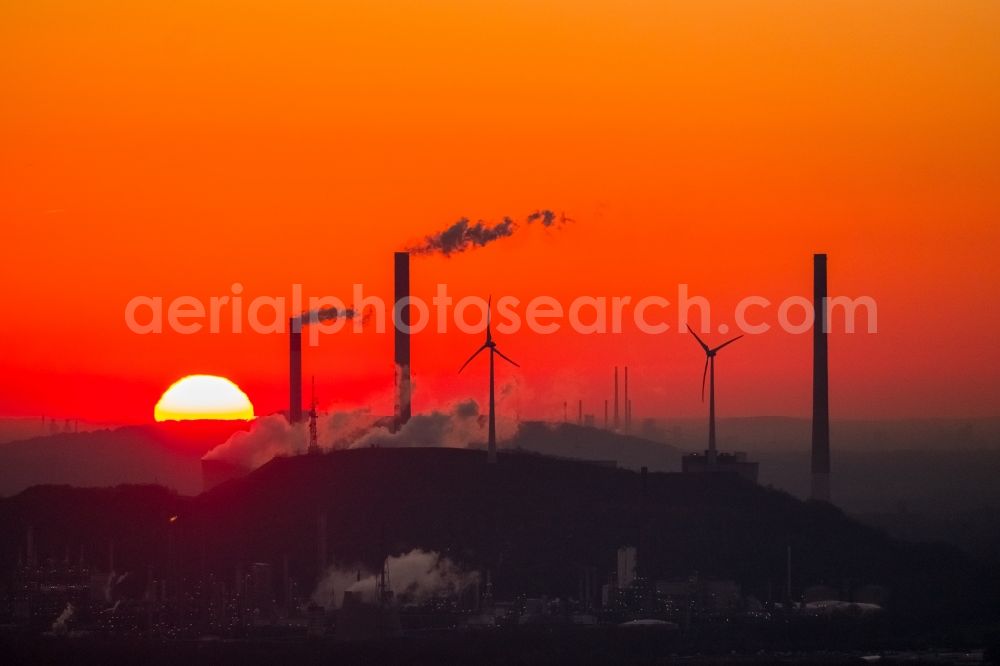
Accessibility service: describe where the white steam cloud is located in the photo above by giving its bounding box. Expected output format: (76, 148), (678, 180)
(352, 399), (486, 448)
(202, 399), (518, 471)
(202, 415), (308, 469)
(104, 572), (128, 603)
(51, 602), (75, 635)
(312, 549), (479, 609)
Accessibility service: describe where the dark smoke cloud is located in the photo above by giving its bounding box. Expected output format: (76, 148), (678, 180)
(454, 399), (480, 419)
(297, 306), (357, 325)
(526, 209), (556, 226)
(408, 209), (568, 257)
(409, 217), (515, 257)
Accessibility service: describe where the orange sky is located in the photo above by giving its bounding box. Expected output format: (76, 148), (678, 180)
(1, 0), (998, 423)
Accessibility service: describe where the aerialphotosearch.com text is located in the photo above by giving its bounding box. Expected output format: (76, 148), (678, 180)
(124, 283), (877, 346)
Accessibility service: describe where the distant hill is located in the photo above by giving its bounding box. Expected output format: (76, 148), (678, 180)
(1, 447), (994, 632)
(508, 421), (682, 471)
(0, 418), (109, 445)
(0, 420), (680, 497)
(0, 421), (250, 496)
(3, 415), (998, 547)
(641, 416), (1000, 454)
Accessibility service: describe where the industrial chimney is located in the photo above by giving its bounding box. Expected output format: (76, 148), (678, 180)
(811, 253), (831, 502)
(394, 252), (412, 429)
(289, 317), (302, 423)
(614, 367), (620, 430)
(624, 366), (629, 432)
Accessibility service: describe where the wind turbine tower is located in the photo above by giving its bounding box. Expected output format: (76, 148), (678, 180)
(459, 297), (520, 464)
(687, 325), (743, 468)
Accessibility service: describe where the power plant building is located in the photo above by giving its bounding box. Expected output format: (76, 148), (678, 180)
(681, 451), (759, 483)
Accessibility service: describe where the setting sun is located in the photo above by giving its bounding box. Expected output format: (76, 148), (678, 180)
(154, 375), (254, 422)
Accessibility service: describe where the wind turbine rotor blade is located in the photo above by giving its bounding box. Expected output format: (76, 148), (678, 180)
(493, 347), (520, 368)
(711, 334), (745, 354)
(686, 324), (710, 353)
(701, 357), (709, 402)
(458, 344), (489, 373)
(486, 295), (493, 341)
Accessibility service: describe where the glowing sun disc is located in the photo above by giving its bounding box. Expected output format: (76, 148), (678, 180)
(154, 375), (254, 422)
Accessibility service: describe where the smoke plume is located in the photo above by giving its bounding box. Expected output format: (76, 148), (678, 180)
(526, 209), (557, 226)
(296, 306), (357, 326)
(202, 399), (517, 471)
(51, 602), (75, 635)
(312, 549), (479, 609)
(203, 414), (308, 469)
(352, 399), (489, 449)
(408, 209), (568, 256)
(104, 572), (128, 602)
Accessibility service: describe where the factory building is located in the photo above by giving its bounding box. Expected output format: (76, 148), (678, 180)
(681, 451), (759, 483)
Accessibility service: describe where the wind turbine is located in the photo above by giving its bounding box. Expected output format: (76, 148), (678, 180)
(687, 325), (743, 468)
(459, 297), (519, 464)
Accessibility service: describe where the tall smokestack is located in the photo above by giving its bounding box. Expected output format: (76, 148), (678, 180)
(578, 400), (583, 425)
(624, 366), (629, 432)
(394, 252), (412, 429)
(289, 318), (302, 423)
(811, 253), (831, 502)
(614, 367), (620, 430)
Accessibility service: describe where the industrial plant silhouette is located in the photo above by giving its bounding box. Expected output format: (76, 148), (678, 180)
(2, 251), (998, 666)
